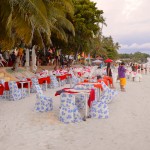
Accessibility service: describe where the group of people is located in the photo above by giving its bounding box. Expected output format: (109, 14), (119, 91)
(106, 61), (150, 92)
(1, 48), (147, 93)
(37, 47), (75, 67)
(0, 49), (26, 70)
(130, 63), (148, 74)
(106, 62), (126, 92)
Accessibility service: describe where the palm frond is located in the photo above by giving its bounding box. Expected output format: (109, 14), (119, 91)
(14, 0), (50, 36)
(13, 11), (32, 45)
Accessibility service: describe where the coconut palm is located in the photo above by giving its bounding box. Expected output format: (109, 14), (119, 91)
(0, 0), (75, 50)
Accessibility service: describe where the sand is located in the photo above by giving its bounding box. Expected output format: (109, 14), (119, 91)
(0, 74), (150, 150)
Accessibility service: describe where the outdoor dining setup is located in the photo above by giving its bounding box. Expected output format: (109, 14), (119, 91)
(0, 63), (119, 124)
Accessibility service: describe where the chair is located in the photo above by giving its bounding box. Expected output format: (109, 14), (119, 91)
(35, 84), (43, 95)
(73, 84), (99, 109)
(0, 79), (9, 99)
(88, 82), (110, 119)
(100, 81), (118, 104)
(74, 84), (98, 99)
(75, 94), (86, 110)
(73, 85), (89, 109)
(73, 84), (87, 90)
(58, 75), (68, 86)
(30, 77), (39, 93)
(65, 74), (72, 85)
(59, 93), (82, 124)
(41, 82), (47, 91)
(34, 85), (53, 112)
(83, 84), (95, 90)
(70, 73), (81, 87)
(48, 75), (59, 88)
(90, 100), (109, 119)
(8, 81), (27, 100)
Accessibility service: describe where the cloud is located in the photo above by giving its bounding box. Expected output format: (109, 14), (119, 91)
(121, 43), (150, 49)
(120, 43), (150, 54)
(123, 0), (143, 18)
(91, 0), (150, 53)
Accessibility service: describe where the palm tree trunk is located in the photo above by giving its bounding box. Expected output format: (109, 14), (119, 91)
(25, 48), (30, 70)
(32, 45), (37, 72)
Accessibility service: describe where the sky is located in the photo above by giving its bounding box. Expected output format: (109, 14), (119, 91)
(91, 0), (150, 54)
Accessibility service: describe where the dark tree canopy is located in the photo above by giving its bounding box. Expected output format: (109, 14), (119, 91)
(0, 0), (120, 60)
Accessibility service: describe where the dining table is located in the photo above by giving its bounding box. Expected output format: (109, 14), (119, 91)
(38, 76), (51, 90)
(55, 88), (95, 121)
(56, 74), (72, 87)
(0, 80), (32, 99)
(0, 84), (4, 95)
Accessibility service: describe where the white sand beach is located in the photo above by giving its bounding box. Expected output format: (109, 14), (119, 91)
(0, 74), (150, 150)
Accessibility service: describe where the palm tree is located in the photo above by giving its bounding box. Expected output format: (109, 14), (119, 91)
(0, 0), (75, 50)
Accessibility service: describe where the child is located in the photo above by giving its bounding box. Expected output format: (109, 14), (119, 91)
(118, 62), (126, 92)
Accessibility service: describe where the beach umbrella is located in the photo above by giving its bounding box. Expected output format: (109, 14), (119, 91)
(96, 56), (103, 60)
(116, 60), (122, 63)
(92, 60), (102, 65)
(105, 58), (113, 63)
(92, 60), (102, 63)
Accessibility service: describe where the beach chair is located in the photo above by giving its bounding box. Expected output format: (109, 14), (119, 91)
(8, 81), (27, 100)
(34, 85), (53, 112)
(59, 93), (82, 124)
(100, 81), (118, 104)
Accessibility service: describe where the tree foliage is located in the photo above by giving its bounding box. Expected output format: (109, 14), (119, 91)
(72, 0), (105, 55)
(0, 0), (75, 49)
(0, 0), (120, 60)
(119, 52), (150, 63)
(102, 36), (120, 59)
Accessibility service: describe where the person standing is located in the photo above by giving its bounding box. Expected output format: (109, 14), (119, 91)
(22, 52), (26, 66)
(4, 51), (9, 64)
(118, 62), (126, 92)
(18, 47), (23, 66)
(11, 51), (16, 69)
(106, 62), (115, 88)
(131, 64), (136, 72)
